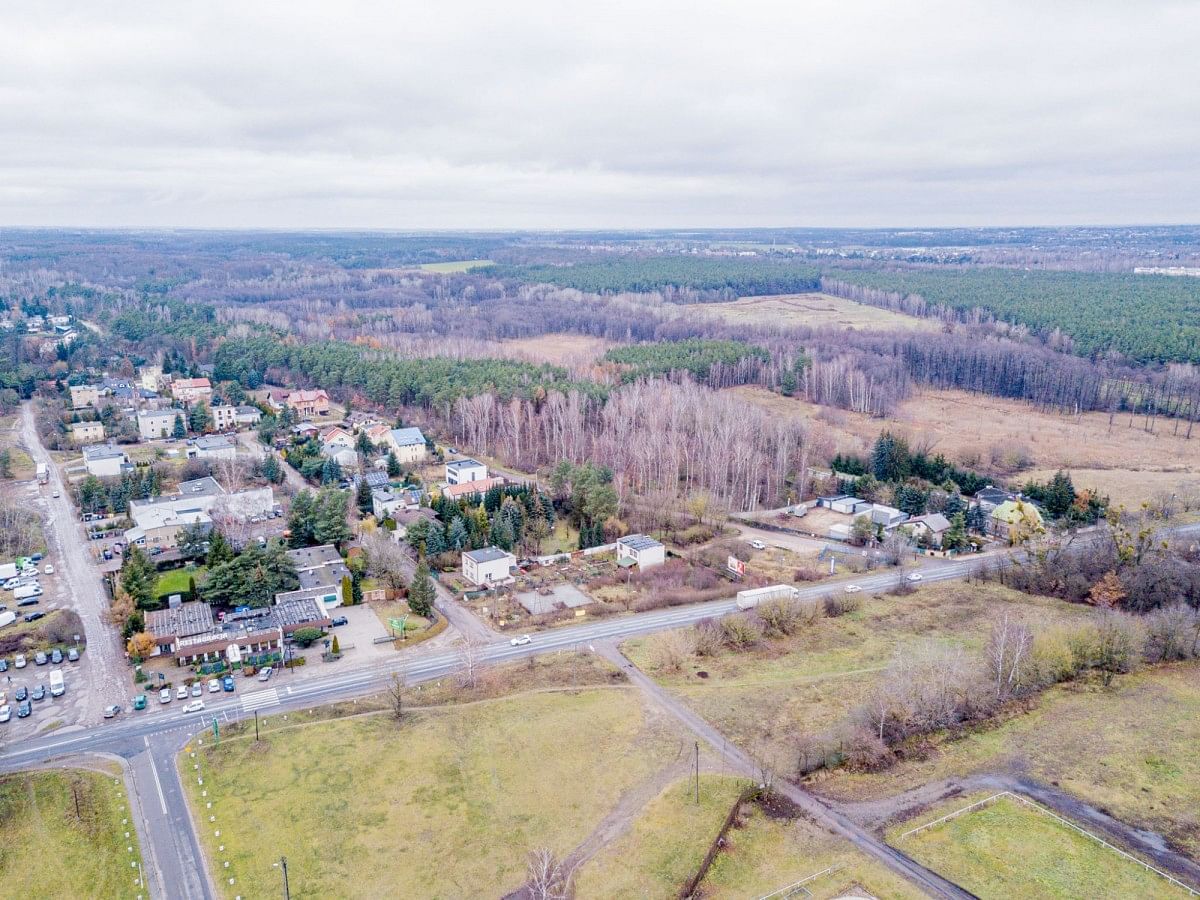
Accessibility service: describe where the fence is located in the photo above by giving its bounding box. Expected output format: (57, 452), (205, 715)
(678, 786), (758, 899)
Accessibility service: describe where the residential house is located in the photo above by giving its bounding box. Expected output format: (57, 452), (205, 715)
(82, 443), (128, 477)
(125, 476), (270, 551)
(234, 405), (262, 427)
(283, 545), (350, 609)
(868, 504), (908, 529)
(371, 488), (406, 520)
(170, 377), (213, 405)
(123, 505), (211, 553)
(906, 513), (952, 548)
(137, 409), (180, 441)
(293, 422), (320, 438)
(319, 426), (355, 449)
(210, 405), (239, 431)
(974, 485), (1015, 513)
(990, 500), (1045, 544)
(353, 471), (391, 492)
(99, 378), (158, 403)
(445, 458), (488, 485)
(462, 546), (517, 586)
(616, 534), (666, 570)
(190, 434), (237, 460)
(389, 506), (438, 540)
(69, 384), (100, 410)
(363, 423), (391, 447)
(442, 477), (504, 501)
(267, 388), (330, 419)
(387, 427), (427, 465)
(71, 421), (105, 444)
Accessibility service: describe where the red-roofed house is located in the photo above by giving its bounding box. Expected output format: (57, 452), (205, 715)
(171, 377), (213, 405)
(268, 388), (330, 419)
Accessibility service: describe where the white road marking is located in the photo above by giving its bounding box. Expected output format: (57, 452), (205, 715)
(148, 756), (168, 815)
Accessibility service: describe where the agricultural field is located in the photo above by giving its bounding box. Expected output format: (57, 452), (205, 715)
(820, 661), (1200, 861)
(185, 687), (695, 899)
(735, 385), (1200, 507)
(0, 769), (144, 898)
(623, 582), (1094, 768)
(888, 792), (1194, 899)
(418, 259), (493, 273)
(501, 333), (615, 367)
(689, 292), (938, 332)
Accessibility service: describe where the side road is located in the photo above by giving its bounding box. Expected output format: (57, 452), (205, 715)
(595, 641), (976, 900)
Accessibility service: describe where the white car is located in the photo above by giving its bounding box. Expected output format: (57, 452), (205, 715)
(182, 700), (205, 713)
(906, 572), (924, 583)
(159, 688), (172, 704)
(103, 704), (121, 719)
(14, 654), (26, 669)
(844, 584), (862, 594)
(19, 566), (38, 577)
(51, 490), (60, 498)
(510, 635), (531, 646)
(43, 564), (54, 575)
(207, 678), (220, 693)
(748, 539), (766, 551)
(175, 684), (189, 700)
(257, 666), (273, 682)
(0, 705), (10, 723)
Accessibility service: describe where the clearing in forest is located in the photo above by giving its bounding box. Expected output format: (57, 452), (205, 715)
(502, 333), (615, 367)
(689, 292), (938, 332)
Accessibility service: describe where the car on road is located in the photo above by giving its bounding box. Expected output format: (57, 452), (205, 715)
(190, 683), (202, 697)
(510, 635), (532, 646)
(257, 666), (273, 682)
(103, 704), (121, 718)
(34, 651), (47, 666)
(748, 539), (766, 550)
(222, 676), (235, 692)
(175, 684), (189, 700)
(67, 648), (79, 662)
(159, 688), (172, 704)
(0, 705), (10, 723)
(17, 701), (31, 718)
(14, 654), (26, 669)
(31, 685), (46, 702)
(43, 564), (54, 575)
(844, 584), (862, 593)
(330, 616), (348, 627)
(207, 678), (220, 693)
(182, 700), (205, 713)
(14, 686), (27, 702)
(132, 694), (148, 710)
(906, 572), (923, 582)
(50, 649), (62, 664)
(51, 490), (60, 498)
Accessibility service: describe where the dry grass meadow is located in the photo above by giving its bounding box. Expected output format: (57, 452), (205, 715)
(501, 333), (616, 367)
(689, 293), (939, 332)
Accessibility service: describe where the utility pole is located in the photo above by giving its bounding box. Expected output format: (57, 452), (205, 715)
(276, 855), (290, 899)
(255, 710), (260, 742)
(694, 741), (700, 804)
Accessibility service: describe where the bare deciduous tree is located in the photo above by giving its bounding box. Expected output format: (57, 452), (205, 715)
(457, 635), (483, 689)
(526, 848), (572, 900)
(387, 671), (407, 722)
(985, 614), (1033, 701)
(362, 530), (410, 592)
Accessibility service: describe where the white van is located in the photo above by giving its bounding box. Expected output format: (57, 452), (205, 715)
(0, 611), (15, 629)
(49, 669), (65, 697)
(13, 584), (43, 601)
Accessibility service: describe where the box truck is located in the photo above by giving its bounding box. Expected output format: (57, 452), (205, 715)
(735, 584), (799, 609)
(13, 584), (43, 601)
(0, 562), (17, 582)
(36, 463), (48, 485)
(0, 610), (15, 629)
(49, 669), (65, 697)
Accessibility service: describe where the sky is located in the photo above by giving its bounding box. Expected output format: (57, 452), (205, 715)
(1, 1), (1197, 229)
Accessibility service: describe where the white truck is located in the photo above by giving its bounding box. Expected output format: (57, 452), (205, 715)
(13, 583), (43, 601)
(0, 610), (15, 629)
(36, 463), (48, 485)
(735, 584), (800, 610)
(0, 562), (17, 582)
(49, 669), (65, 697)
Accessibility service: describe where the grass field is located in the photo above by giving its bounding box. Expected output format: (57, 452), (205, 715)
(623, 581), (1094, 768)
(502, 333), (615, 367)
(690, 292), (938, 332)
(889, 793), (1194, 899)
(820, 661), (1200, 860)
(185, 688), (691, 899)
(154, 565), (205, 601)
(419, 259), (493, 273)
(0, 769), (144, 897)
(734, 385), (1200, 507)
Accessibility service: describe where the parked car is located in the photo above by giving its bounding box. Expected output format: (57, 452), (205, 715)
(222, 676), (235, 692)
(0, 659), (8, 673)
(748, 539), (766, 550)
(34, 651), (47, 666)
(50, 649), (62, 664)
(20, 566), (39, 576)
(330, 616), (348, 627)
(159, 688), (172, 704)
(182, 699), (205, 713)
(132, 694), (148, 710)
(15, 686), (27, 702)
(67, 648), (79, 662)
(44, 564), (54, 575)
(190, 683), (202, 697)
(17, 701), (31, 718)
(29, 553), (42, 562)
(14, 654), (25, 669)
(257, 666), (273, 682)
(207, 678), (220, 693)
(103, 704), (121, 718)
(175, 685), (189, 700)
(0, 705), (10, 723)
(24, 612), (45, 623)
(17, 598), (41, 608)
(510, 635), (532, 646)
(844, 584), (862, 594)
(906, 572), (924, 583)
(31, 685), (46, 702)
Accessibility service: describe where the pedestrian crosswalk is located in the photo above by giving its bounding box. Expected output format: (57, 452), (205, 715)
(240, 688), (279, 712)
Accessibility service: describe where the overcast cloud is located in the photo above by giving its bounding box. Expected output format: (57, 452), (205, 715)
(1, 1), (1197, 228)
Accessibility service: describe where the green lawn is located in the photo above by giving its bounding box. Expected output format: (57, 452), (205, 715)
(185, 688), (686, 898)
(0, 769), (145, 897)
(890, 794), (1194, 899)
(419, 259), (493, 273)
(542, 520), (580, 554)
(155, 565), (205, 601)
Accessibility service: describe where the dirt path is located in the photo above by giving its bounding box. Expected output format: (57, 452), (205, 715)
(841, 773), (1200, 891)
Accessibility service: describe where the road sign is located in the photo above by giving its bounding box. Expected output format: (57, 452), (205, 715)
(726, 555), (746, 576)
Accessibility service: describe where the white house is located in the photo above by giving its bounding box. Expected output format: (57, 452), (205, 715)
(71, 420), (105, 444)
(616, 534), (665, 570)
(906, 513), (952, 547)
(445, 458), (488, 485)
(191, 434), (237, 460)
(234, 405), (262, 427)
(372, 488), (405, 520)
(868, 504), (908, 529)
(322, 446), (358, 470)
(387, 427), (427, 465)
(462, 546), (517, 586)
(210, 405), (240, 431)
(137, 409), (179, 440)
(319, 426), (355, 449)
(82, 443), (128, 477)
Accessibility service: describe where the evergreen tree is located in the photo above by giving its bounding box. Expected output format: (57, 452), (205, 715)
(966, 502), (987, 533)
(187, 574), (197, 601)
(172, 413), (186, 439)
(385, 450), (401, 478)
(425, 520), (448, 555)
(870, 431), (911, 482)
(341, 574), (353, 606)
(287, 490), (317, 547)
(407, 561), (435, 617)
(895, 484), (928, 516)
(943, 511), (968, 551)
(260, 453), (283, 484)
(490, 517), (515, 551)
(189, 400), (213, 434)
(320, 456), (343, 485)
(356, 477), (374, 514)
(355, 429), (374, 455)
(313, 487), (351, 546)
(206, 529), (234, 567)
(447, 517), (469, 550)
(201, 542), (299, 608)
(120, 546), (157, 610)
